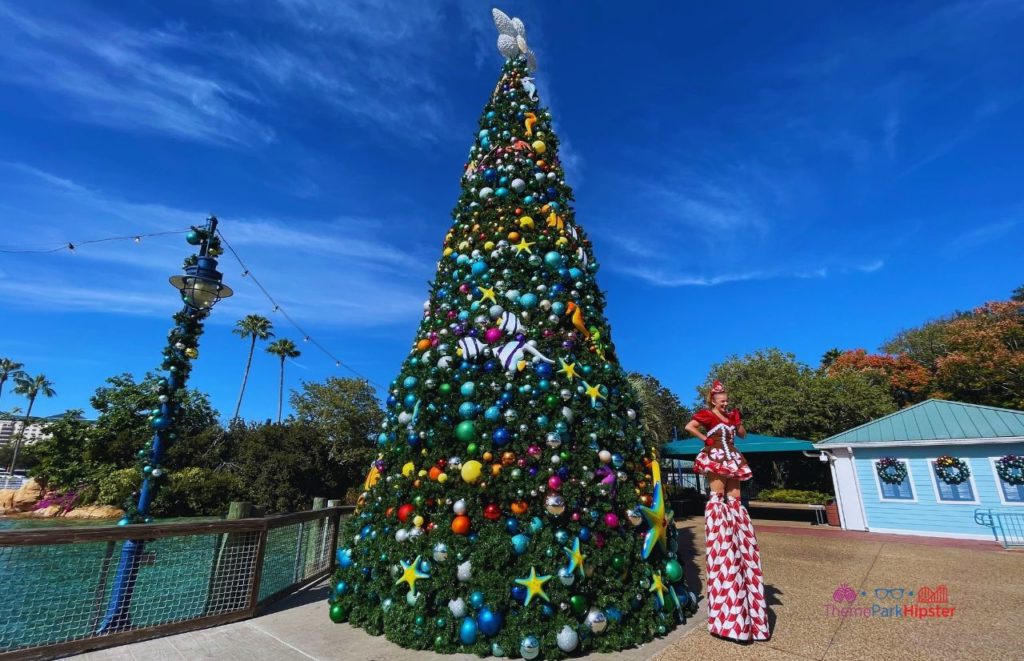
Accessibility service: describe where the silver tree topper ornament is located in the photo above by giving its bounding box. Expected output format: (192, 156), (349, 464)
(493, 8), (537, 70)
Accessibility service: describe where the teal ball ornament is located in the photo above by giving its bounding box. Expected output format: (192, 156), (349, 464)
(469, 591), (485, 609)
(519, 293), (538, 309)
(665, 559), (683, 583)
(459, 617), (479, 645)
(491, 642), (506, 656)
(511, 534), (529, 555)
(185, 230), (202, 245)
(544, 251), (564, 267)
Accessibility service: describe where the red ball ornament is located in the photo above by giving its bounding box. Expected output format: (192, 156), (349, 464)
(483, 503), (501, 520)
(398, 504), (415, 523)
(547, 475), (562, 491)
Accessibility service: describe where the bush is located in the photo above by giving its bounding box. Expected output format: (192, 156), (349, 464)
(756, 488), (833, 505)
(157, 467), (246, 517)
(96, 468), (140, 507)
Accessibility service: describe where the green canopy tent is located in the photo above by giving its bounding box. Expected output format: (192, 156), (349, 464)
(663, 433), (817, 458)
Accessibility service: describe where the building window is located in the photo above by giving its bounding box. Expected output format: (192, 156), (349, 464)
(930, 460), (977, 503)
(990, 457), (1024, 505)
(875, 459), (915, 501)
(880, 479), (913, 500)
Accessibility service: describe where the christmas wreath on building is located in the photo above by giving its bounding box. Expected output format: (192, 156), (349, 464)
(996, 454), (1024, 486)
(935, 455), (970, 485)
(875, 457), (908, 485)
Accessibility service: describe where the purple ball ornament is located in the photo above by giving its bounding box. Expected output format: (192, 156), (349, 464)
(547, 475), (563, 491)
(604, 512), (620, 529)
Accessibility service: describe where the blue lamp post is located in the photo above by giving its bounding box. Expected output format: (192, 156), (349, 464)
(97, 216), (232, 634)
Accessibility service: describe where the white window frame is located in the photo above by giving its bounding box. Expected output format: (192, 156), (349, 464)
(927, 457), (980, 505)
(989, 456), (1024, 506)
(872, 457), (917, 503)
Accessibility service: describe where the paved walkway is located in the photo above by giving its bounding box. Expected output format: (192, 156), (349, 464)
(75, 518), (1023, 661)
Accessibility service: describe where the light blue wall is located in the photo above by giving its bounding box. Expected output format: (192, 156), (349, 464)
(853, 443), (1024, 537)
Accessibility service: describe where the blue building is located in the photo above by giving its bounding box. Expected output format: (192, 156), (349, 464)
(815, 399), (1024, 540)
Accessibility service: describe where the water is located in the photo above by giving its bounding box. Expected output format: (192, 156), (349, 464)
(0, 516), (232, 652)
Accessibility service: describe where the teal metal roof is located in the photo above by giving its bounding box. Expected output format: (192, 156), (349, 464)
(663, 433), (815, 457)
(816, 399), (1024, 447)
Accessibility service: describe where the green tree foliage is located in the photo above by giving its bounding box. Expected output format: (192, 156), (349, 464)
(700, 349), (896, 493)
(290, 377), (382, 474)
(328, 53), (696, 657)
(626, 372), (691, 445)
(702, 348), (897, 442)
(8, 373), (56, 473)
(0, 357), (26, 401)
(87, 372), (220, 469)
(227, 422), (351, 513)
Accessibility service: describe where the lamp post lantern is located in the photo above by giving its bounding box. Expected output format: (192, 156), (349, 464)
(98, 216), (231, 634)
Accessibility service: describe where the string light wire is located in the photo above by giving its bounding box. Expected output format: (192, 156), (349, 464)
(215, 229), (380, 388)
(0, 229), (191, 254)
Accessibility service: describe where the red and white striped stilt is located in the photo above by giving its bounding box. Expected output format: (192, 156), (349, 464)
(705, 493), (745, 639)
(729, 497), (770, 640)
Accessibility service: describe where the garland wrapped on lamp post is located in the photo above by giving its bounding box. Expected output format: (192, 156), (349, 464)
(97, 216), (232, 634)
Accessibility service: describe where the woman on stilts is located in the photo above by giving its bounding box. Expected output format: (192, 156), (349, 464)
(684, 380), (770, 642)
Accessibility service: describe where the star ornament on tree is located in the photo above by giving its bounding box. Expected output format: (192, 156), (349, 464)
(493, 8), (538, 70)
(514, 566), (553, 606)
(649, 572), (667, 611)
(639, 479), (672, 560)
(563, 537), (587, 577)
(396, 556), (430, 592)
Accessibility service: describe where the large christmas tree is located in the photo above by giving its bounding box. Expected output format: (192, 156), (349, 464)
(327, 10), (697, 658)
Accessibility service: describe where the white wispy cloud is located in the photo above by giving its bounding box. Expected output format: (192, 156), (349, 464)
(0, 4), (276, 147)
(0, 162), (434, 327)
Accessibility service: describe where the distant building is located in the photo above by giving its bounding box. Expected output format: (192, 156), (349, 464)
(815, 399), (1024, 540)
(0, 413), (95, 446)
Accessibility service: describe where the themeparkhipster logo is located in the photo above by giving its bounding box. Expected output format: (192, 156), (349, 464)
(825, 583), (956, 619)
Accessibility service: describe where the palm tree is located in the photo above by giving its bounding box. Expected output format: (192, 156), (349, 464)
(627, 373), (670, 446)
(8, 373), (56, 474)
(231, 315), (274, 421)
(265, 339), (300, 423)
(0, 358), (26, 402)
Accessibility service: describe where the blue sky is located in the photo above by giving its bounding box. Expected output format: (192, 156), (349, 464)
(1, 1), (1022, 421)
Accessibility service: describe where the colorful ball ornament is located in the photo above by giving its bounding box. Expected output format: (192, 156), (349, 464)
(477, 607), (503, 636)
(455, 421), (476, 442)
(665, 560), (684, 583)
(556, 625), (579, 652)
(586, 608), (608, 634)
(459, 617), (479, 645)
(449, 597), (467, 618)
(545, 494), (566, 516)
(329, 602), (347, 623)
(520, 635), (540, 660)
(433, 543), (449, 562)
(397, 503), (415, 523)
(511, 534), (530, 554)
(469, 591), (485, 609)
(483, 503), (502, 520)
(461, 460), (483, 483)
(452, 515), (471, 535)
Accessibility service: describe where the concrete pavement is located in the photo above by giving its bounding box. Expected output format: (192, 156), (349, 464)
(75, 517), (1024, 661)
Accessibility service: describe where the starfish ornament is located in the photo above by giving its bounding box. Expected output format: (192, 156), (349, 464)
(558, 358), (578, 382)
(583, 381), (606, 405)
(477, 285), (497, 304)
(639, 477), (671, 560)
(514, 566), (552, 606)
(396, 556), (430, 592)
(563, 537), (586, 577)
(514, 237), (535, 254)
(649, 572), (667, 610)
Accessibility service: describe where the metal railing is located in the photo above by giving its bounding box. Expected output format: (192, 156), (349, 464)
(0, 506), (351, 659)
(974, 508), (1024, 549)
(0, 476), (26, 491)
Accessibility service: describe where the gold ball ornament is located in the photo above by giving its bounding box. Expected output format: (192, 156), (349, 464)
(461, 460), (483, 484)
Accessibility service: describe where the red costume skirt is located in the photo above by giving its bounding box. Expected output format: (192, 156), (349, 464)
(704, 493), (770, 641)
(694, 442), (753, 481)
